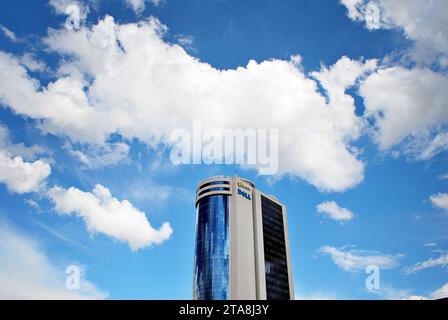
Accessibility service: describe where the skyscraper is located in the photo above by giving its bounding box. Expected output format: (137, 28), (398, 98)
(193, 176), (294, 300)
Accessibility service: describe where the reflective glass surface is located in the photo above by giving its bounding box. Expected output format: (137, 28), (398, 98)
(261, 195), (290, 300)
(193, 195), (229, 300)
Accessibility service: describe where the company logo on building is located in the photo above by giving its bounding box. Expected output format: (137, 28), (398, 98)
(238, 188), (252, 201)
(237, 181), (251, 191)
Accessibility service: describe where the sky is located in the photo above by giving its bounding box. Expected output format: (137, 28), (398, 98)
(0, 0), (447, 300)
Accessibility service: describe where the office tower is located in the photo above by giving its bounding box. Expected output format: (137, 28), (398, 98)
(193, 176), (294, 300)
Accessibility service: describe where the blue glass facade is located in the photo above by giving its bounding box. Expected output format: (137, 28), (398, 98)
(193, 194), (230, 300)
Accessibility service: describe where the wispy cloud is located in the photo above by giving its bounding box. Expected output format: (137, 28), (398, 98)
(438, 173), (448, 180)
(424, 242), (437, 247)
(175, 34), (196, 52)
(319, 245), (402, 273)
(368, 283), (417, 300)
(0, 221), (107, 299)
(0, 24), (20, 42)
(370, 282), (448, 300)
(67, 142), (130, 169)
(404, 253), (448, 274)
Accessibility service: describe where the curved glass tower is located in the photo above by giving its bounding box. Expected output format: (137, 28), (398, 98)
(193, 178), (231, 300)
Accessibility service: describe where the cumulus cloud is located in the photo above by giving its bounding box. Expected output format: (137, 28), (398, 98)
(340, 0), (448, 64)
(359, 66), (448, 157)
(430, 193), (448, 212)
(316, 201), (354, 221)
(0, 16), (377, 191)
(47, 183), (173, 250)
(0, 152), (51, 194)
(0, 124), (50, 194)
(0, 222), (106, 299)
(320, 245), (402, 273)
(341, 1), (448, 161)
(404, 253), (448, 274)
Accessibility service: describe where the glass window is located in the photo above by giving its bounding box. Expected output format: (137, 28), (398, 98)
(261, 195), (290, 300)
(193, 195), (229, 300)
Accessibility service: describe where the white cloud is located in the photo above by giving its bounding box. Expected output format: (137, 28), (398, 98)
(370, 283), (417, 300)
(430, 193), (448, 211)
(320, 245), (402, 273)
(0, 16), (377, 191)
(0, 151), (51, 194)
(47, 183), (173, 250)
(176, 34), (193, 47)
(0, 124), (45, 161)
(0, 124), (50, 194)
(312, 56), (377, 96)
(121, 179), (191, 208)
(340, 0), (448, 64)
(359, 66), (448, 155)
(424, 242), (437, 247)
(316, 201), (354, 221)
(341, 1), (448, 161)
(372, 282), (448, 300)
(175, 34), (195, 51)
(416, 132), (448, 160)
(18, 53), (48, 72)
(402, 283), (448, 300)
(0, 24), (19, 42)
(125, 0), (163, 14)
(404, 253), (448, 274)
(0, 222), (106, 299)
(438, 173), (448, 181)
(68, 142), (130, 169)
(431, 283), (448, 300)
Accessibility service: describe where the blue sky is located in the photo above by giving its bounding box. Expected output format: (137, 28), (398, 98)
(0, 0), (447, 300)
